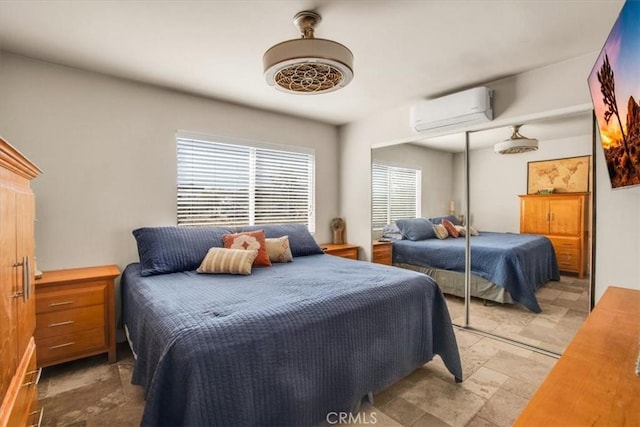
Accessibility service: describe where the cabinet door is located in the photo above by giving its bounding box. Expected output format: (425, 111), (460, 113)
(520, 197), (549, 234)
(549, 197), (582, 236)
(0, 186), (18, 400)
(15, 192), (35, 358)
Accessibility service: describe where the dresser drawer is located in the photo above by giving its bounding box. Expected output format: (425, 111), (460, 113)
(548, 237), (580, 252)
(373, 242), (393, 265)
(556, 249), (580, 271)
(35, 305), (105, 340)
(549, 237), (581, 272)
(36, 283), (105, 314)
(374, 254), (392, 265)
(326, 248), (358, 259)
(37, 328), (106, 365)
(7, 339), (39, 427)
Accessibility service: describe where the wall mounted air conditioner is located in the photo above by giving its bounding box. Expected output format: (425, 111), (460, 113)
(410, 87), (493, 134)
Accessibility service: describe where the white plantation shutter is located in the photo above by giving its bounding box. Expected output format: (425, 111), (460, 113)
(371, 163), (420, 230)
(177, 136), (315, 231)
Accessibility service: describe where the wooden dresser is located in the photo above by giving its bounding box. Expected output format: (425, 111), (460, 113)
(0, 137), (42, 426)
(321, 243), (359, 260)
(515, 286), (640, 426)
(372, 241), (393, 265)
(519, 193), (588, 278)
(35, 265), (120, 367)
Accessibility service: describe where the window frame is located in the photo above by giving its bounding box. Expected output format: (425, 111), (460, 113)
(371, 162), (421, 231)
(176, 132), (316, 232)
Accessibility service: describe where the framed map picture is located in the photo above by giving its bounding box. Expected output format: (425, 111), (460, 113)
(527, 155), (591, 194)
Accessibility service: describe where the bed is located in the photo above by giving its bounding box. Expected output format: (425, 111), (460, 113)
(122, 224), (462, 426)
(392, 230), (560, 313)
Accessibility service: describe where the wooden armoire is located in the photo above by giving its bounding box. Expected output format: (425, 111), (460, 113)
(519, 193), (589, 279)
(0, 137), (42, 426)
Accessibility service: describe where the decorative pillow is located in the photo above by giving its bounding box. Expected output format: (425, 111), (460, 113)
(433, 223), (449, 239)
(396, 218), (436, 241)
(381, 223), (404, 240)
(454, 225), (480, 237)
(429, 215), (461, 226)
(223, 230), (271, 267)
(197, 248), (258, 275)
(236, 224), (324, 257)
(133, 226), (233, 276)
(442, 219), (459, 238)
(265, 236), (293, 263)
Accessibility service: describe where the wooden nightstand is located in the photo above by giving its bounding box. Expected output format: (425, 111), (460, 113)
(321, 243), (359, 260)
(373, 241), (393, 265)
(34, 265), (120, 368)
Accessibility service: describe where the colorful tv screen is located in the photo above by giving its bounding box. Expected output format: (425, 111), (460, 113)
(587, 0), (640, 189)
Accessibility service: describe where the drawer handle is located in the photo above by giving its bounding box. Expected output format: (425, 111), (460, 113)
(28, 407), (45, 427)
(49, 341), (75, 350)
(48, 320), (75, 328)
(22, 368), (42, 387)
(48, 301), (74, 307)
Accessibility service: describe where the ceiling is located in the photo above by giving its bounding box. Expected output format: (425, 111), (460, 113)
(0, 0), (623, 127)
(412, 111), (594, 153)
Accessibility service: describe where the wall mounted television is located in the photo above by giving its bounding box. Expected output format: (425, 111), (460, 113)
(587, 0), (640, 190)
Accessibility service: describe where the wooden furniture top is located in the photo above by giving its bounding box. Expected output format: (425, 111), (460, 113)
(0, 136), (42, 179)
(373, 240), (393, 246)
(518, 192), (590, 197)
(37, 265), (120, 287)
(320, 243), (360, 251)
(514, 286), (640, 426)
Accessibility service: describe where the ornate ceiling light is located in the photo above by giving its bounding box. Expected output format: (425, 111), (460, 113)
(263, 11), (354, 94)
(494, 125), (539, 154)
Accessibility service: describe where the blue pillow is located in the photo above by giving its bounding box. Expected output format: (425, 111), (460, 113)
(429, 215), (461, 226)
(382, 223), (403, 240)
(236, 224), (324, 257)
(133, 226), (233, 276)
(395, 218), (436, 241)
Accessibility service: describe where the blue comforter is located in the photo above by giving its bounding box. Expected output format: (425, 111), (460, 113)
(122, 254), (462, 426)
(392, 232), (560, 313)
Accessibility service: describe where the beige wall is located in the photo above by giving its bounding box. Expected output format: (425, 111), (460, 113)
(0, 52), (340, 272)
(339, 53), (640, 298)
(456, 134), (592, 233)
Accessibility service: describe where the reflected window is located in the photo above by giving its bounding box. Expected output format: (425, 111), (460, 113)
(372, 163), (421, 230)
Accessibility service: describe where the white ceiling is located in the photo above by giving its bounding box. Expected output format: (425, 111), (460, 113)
(0, 0), (623, 127)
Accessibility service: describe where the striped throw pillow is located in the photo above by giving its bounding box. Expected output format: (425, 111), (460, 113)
(197, 248), (258, 275)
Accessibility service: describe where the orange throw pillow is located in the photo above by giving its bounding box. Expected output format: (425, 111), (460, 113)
(442, 219), (459, 238)
(223, 230), (272, 267)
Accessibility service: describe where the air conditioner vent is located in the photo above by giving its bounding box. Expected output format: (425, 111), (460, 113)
(410, 87), (493, 134)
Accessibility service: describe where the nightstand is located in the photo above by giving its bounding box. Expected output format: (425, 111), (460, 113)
(373, 240), (393, 265)
(34, 265), (120, 367)
(321, 243), (359, 260)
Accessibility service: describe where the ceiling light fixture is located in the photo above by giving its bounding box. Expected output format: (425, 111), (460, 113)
(263, 11), (354, 94)
(494, 124), (539, 154)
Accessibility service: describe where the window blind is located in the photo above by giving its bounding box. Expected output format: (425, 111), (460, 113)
(372, 163), (421, 230)
(177, 137), (315, 231)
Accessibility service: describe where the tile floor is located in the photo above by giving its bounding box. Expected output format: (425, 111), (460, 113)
(444, 275), (590, 354)
(37, 276), (589, 427)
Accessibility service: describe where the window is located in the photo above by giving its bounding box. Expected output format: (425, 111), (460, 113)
(372, 163), (421, 230)
(177, 135), (315, 232)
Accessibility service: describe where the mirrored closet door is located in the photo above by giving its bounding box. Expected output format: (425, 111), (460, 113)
(371, 111), (595, 355)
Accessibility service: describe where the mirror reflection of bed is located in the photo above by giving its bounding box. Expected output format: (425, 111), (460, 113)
(371, 111), (593, 355)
